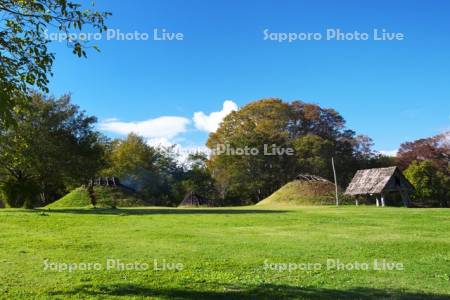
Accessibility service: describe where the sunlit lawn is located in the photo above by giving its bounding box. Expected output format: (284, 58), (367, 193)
(0, 206), (449, 299)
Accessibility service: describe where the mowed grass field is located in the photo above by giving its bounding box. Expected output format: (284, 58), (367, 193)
(0, 206), (449, 299)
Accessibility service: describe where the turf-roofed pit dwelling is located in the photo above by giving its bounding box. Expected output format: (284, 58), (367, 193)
(345, 166), (414, 207)
(257, 174), (339, 206)
(178, 192), (213, 207)
(47, 177), (148, 208)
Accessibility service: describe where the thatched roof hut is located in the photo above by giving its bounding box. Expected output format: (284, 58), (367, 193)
(345, 166), (414, 207)
(178, 192), (212, 207)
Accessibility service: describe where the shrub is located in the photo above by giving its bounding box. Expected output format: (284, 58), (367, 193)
(1, 178), (40, 208)
(404, 160), (449, 207)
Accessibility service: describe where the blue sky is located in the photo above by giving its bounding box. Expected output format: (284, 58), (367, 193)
(47, 0), (450, 154)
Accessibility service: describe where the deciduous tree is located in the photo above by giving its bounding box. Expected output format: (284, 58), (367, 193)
(404, 160), (449, 207)
(207, 98), (379, 203)
(102, 133), (184, 205)
(0, 0), (110, 125)
(0, 93), (106, 207)
(397, 132), (450, 173)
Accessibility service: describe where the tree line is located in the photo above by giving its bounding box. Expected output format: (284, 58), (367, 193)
(0, 94), (216, 207)
(1, 94), (447, 208)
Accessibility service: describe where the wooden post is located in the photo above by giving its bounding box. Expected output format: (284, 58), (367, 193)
(355, 199), (359, 206)
(376, 198), (380, 207)
(381, 194), (385, 207)
(331, 157), (339, 206)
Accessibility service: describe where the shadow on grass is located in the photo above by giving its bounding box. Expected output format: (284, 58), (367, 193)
(48, 283), (450, 299)
(30, 207), (287, 216)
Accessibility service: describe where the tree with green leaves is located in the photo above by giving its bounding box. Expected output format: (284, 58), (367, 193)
(0, 0), (110, 125)
(102, 133), (184, 205)
(404, 160), (449, 207)
(397, 132), (450, 173)
(178, 153), (218, 201)
(0, 93), (107, 207)
(207, 99), (294, 203)
(292, 134), (334, 179)
(207, 98), (384, 204)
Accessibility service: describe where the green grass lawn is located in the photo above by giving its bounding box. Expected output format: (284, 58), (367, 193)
(0, 206), (449, 299)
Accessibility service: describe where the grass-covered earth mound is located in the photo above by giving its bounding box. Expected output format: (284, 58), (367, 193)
(47, 186), (148, 208)
(257, 179), (340, 206)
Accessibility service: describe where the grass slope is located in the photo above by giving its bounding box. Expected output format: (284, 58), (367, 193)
(0, 206), (449, 299)
(47, 186), (147, 208)
(257, 180), (339, 206)
(47, 187), (92, 208)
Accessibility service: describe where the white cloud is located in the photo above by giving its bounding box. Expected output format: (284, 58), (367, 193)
(175, 144), (210, 163)
(146, 137), (175, 148)
(379, 149), (398, 157)
(147, 138), (210, 164)
(440, 130), (450, 147)
(99, 101), (239, 163)
(193, 100), (238, 133)
(99, 116), (190, 139)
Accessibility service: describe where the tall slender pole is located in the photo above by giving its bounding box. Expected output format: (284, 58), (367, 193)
(332, 157), (339, 206)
